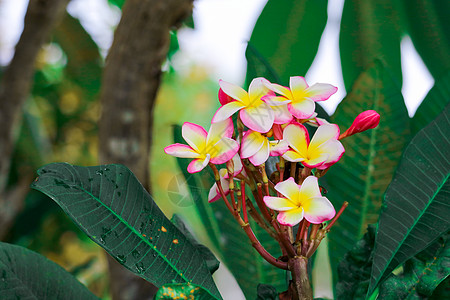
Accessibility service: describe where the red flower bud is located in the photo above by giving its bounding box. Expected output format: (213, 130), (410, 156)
(341, 110), (380, 139)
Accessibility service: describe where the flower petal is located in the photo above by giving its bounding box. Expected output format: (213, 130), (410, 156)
(290, 76), (309, 91)
(208, 184), (221, 203)
(303, 196), (335, 224)
(164, 143), (200, 158)
(306, 83), (337, 102)
(274, 177), (300, 203)
(241, 130), (265, 158)
(231, 153), (243, 176)
(209, 138), (239, 164)
(269, 140), (289, 156)
(187, 155), (210, 173)
(248, 77), (271, 102)
(212, 101), (245, 123)
(219, 80), (249, 103)
(299, 176), (322, 199)
(218, 88), (234, 105)
(239, 103), (274, 133)
(283, 123), (309, 157)
(249, 138), (270, 166)
(182, 122), (207, 153)
(207, 118), (234, 144)
(277, 207), (304, 226)
(267, 83), (292, 99)
(272, 104), (293, 124)
(282, 150), (306, 162)
(264, 196), (298, 211)
(315, 139), (345, 165)
(303, 150), (328, 168)
(262, 95), (291, 106)
(287, 99), (315, 119)
(309, 124), (340, 150)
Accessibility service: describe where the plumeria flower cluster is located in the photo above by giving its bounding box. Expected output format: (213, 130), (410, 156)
(165, 76), (380, 270)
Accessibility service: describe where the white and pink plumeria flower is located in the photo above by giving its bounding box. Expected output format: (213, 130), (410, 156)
(282, 122), (345, 170)
(164, 118), (239, 173)
(263, 176), (335, 226)
(212, 78), (276, 133)
(265, 76), (337, 120)
(208, 154), (244, 202)
(240, 130), (289, 166)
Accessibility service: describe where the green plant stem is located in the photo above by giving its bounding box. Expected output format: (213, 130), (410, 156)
(241, 181), (248, 223)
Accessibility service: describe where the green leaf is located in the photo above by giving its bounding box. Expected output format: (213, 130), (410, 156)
(154, 283), (214, 299)
(368, 103), (450, 294)
(31, 163), (222, 300)
(172, 127), (287, 298)
(171, 214), (220, 274)
(401, 0), (450, 79)
(335, 225), (376, 300)
(246, 0), (328, 86)
(326, 61), (410, 289)
(256, 283), (278, 300)
(378, 234), (450, 299)
(0, 242), (98, 299)
(339, 0), (402, 90)
(411, 71), (450, 135)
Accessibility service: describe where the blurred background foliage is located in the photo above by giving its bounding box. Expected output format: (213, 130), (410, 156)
(0, 0), (448, 299)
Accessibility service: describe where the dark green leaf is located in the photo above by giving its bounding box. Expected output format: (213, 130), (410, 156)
(401, 0), (450, 79)
(31, 163), (222, 300)
(0, 242), (98, 299)
(378, 234), (450, 299)
(339, 0), (402, 90)
(256, 283), (278, 300)
(326, 61), (410, 289)
(411, 71), (450, 135)
(246, 0), (328, 86)
(431, 276), (450, 299)
(171, 214), (220, 274)
(335, 225), (376, 300)
(154, 283), (214, 299)
(368, 103), (450, 295)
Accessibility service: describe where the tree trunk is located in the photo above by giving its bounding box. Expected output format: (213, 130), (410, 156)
(98, 0), (193, 298)
(0, 0), (70, 240)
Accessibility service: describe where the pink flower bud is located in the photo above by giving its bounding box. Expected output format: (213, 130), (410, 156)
(341, 110), (380, 138)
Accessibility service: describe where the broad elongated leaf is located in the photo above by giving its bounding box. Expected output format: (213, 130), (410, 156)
(378, 234), (450, 298)
(246, 0), (328, 86)
(171, 214), (220, 274)
(325, 61), (410, 288)
(0, 242), (98, 299)
(31, 163), (222, 300)
(339, 0), (402, 90)
(412, 71), (450, 135)
(173, 127), (287, 298)
(368, 104), (450, 294)
(401, 0), (450, 79)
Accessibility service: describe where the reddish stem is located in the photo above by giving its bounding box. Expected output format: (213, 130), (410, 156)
(241, 181), (248, 223)
(326, 201), (349, 231)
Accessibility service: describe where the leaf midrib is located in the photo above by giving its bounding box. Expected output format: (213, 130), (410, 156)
(36, 171), (189, 282)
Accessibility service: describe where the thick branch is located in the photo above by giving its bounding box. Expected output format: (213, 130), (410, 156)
(0, 0), (70, 237)
(97, 0), (193, 299)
